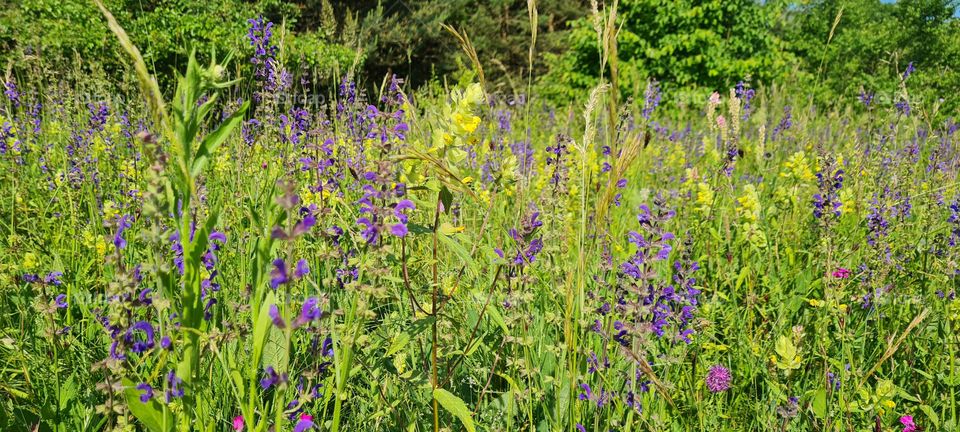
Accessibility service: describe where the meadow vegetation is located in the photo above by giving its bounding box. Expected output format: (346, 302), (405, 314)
(1, 1), (960, 431)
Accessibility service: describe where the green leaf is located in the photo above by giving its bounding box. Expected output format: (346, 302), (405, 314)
(123, 379), (172, 432)
(386, 332), (411, 357)
(261, 325), (288, 372)
(252, 292), (278, 369)
(919, 404), (939, 428)
(774, 336), (801, 370)
(437, 232), (478, 277)
(433, 388), (476, 432)
(439, 185), (453, 214)
(810, 389), (827, 418)
(191, 101), (249, 177)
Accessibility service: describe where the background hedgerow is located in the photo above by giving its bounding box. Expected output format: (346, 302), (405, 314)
(1, 1), (960, 432)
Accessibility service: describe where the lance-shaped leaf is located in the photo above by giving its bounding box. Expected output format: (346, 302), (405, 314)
(433, 388), (476, 432)
(123, 379), (173, 432)
(192, 101), (249, 177)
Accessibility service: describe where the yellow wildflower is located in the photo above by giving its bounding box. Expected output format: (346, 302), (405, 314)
(736, 184), (761, 223)
(780, 151), (815, 183)
(453, 112), (480, 134)
(23, 252), (38, 271)
(695, 182), (714, 215)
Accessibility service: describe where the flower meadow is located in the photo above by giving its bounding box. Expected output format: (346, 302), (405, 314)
(3, 5), (960, 432)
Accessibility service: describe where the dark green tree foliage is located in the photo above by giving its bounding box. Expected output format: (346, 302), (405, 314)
(0, 0), (352, 90)
(3, 0), (960, 109)
(542, 0), (791, 101)
(787, 0), (960, 109)
(321, 0), (589, 89)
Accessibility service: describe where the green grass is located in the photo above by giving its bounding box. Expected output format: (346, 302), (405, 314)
(0, 8), (959, 432)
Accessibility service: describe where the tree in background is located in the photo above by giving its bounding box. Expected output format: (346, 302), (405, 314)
(2, 0), (959, 110)
(0, 0), (358, 91)
(787, 0), (960, 110)
(318, 0), (588, 90)
(540, 0), (794, 102)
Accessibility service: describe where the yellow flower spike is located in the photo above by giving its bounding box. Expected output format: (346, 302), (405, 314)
(736, 184), (762, 223)
(95, 237), (108, 257)
(103, 201), (119, 222)
(92, 135), (108, 155)
(453, 112), (481, 134)
(695, 182), (714, 215)
(479, 190), (491, 205)
(23, 252), (38, 271)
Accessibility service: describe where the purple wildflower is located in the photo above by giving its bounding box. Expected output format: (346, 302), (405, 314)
(136, 383), (153, 403)
(126, 321), (155, 354)
(114, 215), (132, 250)
(270, 259), (289, 289)
(293, 414), (315, 432)
(705, 364), (732, 393)
(269, 304), (286, 329)
(165, 371), (185, 402)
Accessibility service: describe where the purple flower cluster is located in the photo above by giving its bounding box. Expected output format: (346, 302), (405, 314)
(949, 198), (960, 247)
(902, 62), (915, 81)
(642, 81), (661, 121)
(247, 16), (278, 81)
(736, 81), (756, 121)
(545, 134), (571, 192)
(866, 195), (891, 246)
(618, 202), (702, 344)
(705, 364), (731, 393)
(859, 90), (875, 108)
(772, 106), (793, 140)
(496, 206), (544, 267)
(280, 107), (311, 146)
(813, 161), (844, 220)
(355, 167), (414, 244)
(4, 80), (20, 108)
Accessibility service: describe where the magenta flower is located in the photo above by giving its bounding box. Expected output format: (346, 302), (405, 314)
(293, 413), (315, 432)
(705, 364), (731, 393)
(232, 415), (245, 431)
(832, 267), (851, 279)
(900, 415), (916, 432)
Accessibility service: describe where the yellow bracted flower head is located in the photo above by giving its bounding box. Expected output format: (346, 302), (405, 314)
(838, 189), (857, 216)
(780, 151), (815, 183)
(103, 201), (120, 222)
(452, 112), (480, 134)
(736, 184), (762, 224)
(92, 135), (108, 156)
(23, 252), (38, 271)
(695, 182), (714, 215)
